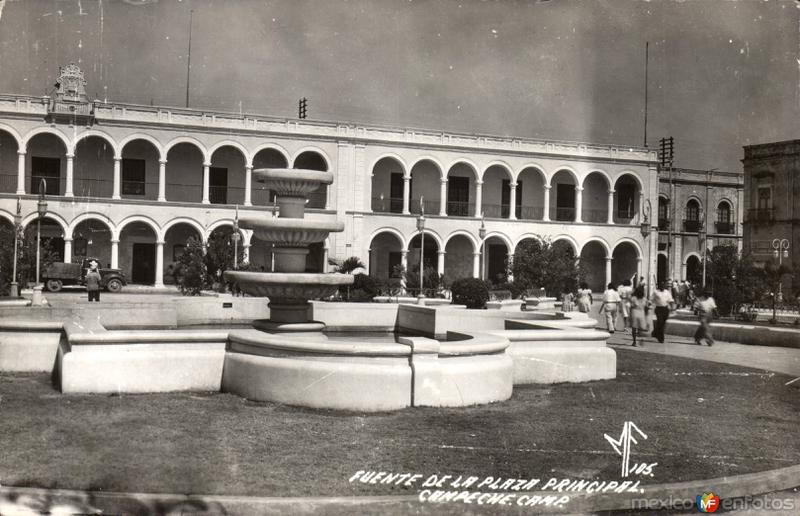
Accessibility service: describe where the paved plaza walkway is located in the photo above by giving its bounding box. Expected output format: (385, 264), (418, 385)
(605, 329), (800, 379)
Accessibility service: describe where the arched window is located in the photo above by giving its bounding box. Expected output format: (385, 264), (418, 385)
(657, 197), (669, 230)
(716, 201), (733, 234)
(685, 199), (701, 232)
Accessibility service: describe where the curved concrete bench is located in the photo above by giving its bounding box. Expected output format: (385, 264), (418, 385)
(0, 320), (64, 372)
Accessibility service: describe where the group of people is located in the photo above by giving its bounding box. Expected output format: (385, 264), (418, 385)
(562, 278), (717, 347)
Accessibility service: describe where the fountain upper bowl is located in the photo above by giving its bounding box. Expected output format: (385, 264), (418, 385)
(253, 168), (334, 197)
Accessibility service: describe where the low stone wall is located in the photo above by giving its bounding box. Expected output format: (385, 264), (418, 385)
(310, 301), (401, 332)
(174, 296), (269, 327)
(666, 319), (800, 349)
(0, 320), (63, 372)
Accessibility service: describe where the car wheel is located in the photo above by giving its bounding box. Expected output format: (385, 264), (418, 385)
(106, 278), (123, 293)
(45, 279), (63, 292)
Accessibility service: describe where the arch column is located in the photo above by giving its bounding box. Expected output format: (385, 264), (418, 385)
(637, 257), (643, 279)
(400, 250), (409, 291)
(402, 175), (411, 215)
(112, 157), (122, 200)
(575, 186), (583, 223)
(244, 165), (253, 206)
(111, 239), (119, 269)
(607, 190), (615, 224)
(605, 257), (613, 286)
(472, 252), (480, 278)
(63, 237), (73, 264)
(474, 180), (483, 218)
(638, 191), (645, 224)
(155, 240), (165, 287)
(506, 253), (514, 282)
(202, 161), (211, 204)
(16, 150), (26, 195)
(65, 153), (74, 197)
(437, 250), (445, 276)
(439, 178), (447, 216)
(509, 182), (517, 220)
(158, 159), (167, 202)
(243, 243), (251, 263)
(543, 185), (551, 221)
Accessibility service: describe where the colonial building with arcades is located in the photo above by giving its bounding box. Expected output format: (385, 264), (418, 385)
(0, 65), (658, 291)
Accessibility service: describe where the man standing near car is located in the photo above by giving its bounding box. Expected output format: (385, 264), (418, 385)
(85, 261), (102, 302)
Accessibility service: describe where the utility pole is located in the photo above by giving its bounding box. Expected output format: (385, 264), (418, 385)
(659, 137), (675, 282)
(185, 10), (194, 108)
(298, 97), (308, 119)
(644, 42), (649, 147)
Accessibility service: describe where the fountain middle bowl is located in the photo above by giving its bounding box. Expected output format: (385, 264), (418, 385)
(238, 217), (345, 245)
(223, 271), (354, 299)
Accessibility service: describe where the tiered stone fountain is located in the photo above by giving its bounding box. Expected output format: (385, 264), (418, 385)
(224, 168), (353, 333)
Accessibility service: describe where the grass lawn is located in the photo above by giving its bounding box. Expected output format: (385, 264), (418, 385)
(0, 349), (797, 498)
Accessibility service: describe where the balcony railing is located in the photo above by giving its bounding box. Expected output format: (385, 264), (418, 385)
(519, 206), (543, 220)
(552, 207), (575, 222)
(371, 196), (404, 213)
(747, 208), (774, 223)
(683, 220), (701, 233)
(209, 185), (227, 205)
(482, 204), (503, 218)
(583, 209), (607, 223)
(0, 173), (18, 193)
(714, 221), (735, 235)
(410, 198), (439, 215)
(447, 201), (474, 217)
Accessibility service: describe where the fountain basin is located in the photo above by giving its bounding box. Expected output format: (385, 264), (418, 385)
(253, 168), (333, 197)
(238, 217), (344, 246)
(223, 271), (353, 300)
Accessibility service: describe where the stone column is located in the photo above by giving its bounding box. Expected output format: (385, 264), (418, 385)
(472, 252), (480, 278)
(158, 159), (167, 202)
(202, 162), (210, 204)
(243, 243), (251, 264)
(63, 238), (73, 264)
(543, 185), (551, 221)
(402, 175), (411, 214)
(506, 253), (514, 282)
(509, 182), (517, 220)
(244, 165), (253, 206)
(65, 153), (74, 197)
(575, 186), (583, 223)
(112, 157), (122, 200)
(400, 250), (409, 291)
(437, 250), (445, 276)
(154, 240), (165, 287)
(637, 257), (643, 279)
(638, 191), (645, 224)
(439, 178), (447, 216)
(110, 239), (119, 269)
(16, 150), (26, 195)
(605, 257), (613, 286)
(323, 246), (330, 273)
(474, 180), (483, 218)
(607, 190), (615, 224)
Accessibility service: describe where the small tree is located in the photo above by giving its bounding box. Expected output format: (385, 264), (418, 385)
(177, 237), (207, 296)
(329, 256), (366, 274)
(705, 244), (768, 316)
(511, 237), (584, 297)
(451, 277), (490, 309)
(204, 229), (245, 286)
(393, 264), (444, 296)
(0, 225), (59, 295)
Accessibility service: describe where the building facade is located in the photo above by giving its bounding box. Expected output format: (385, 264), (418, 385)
(656, 167), (744, 285)
(742, 140), (799, 292)
(0, 65), (659, 291)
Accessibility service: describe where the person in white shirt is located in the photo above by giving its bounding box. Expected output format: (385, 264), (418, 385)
(599, 283), (622, 333)
(649, 282), (675, 343)
(617, 279), (633, 332)
(693, 291), (717, 346)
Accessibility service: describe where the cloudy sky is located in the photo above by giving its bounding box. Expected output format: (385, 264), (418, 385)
(0, 0), (796, 172)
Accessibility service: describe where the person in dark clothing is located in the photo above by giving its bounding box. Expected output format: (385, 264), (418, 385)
(85, 261), (102, 302)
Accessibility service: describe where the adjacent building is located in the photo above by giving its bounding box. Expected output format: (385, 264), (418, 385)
(742, 139), (799, 292)
(656, 167), (744, 284)
(0, 65), (659, 291)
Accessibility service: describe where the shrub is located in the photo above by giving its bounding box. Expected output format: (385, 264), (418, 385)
(177, 237), (207, 296)
(451, 277), (490, 309)
(340, 273), (381, 302)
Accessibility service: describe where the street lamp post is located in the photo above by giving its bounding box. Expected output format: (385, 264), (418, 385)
(478, 215), (487, 281)
(699, 208), (707, 289)
(772, 238), (790, 302)
(639, 199), (652, 296)
(10, 197), (22, 297)
(35, 179), (48, 286)
(416, 196), (426, 304)
(232, 205), (241, 270)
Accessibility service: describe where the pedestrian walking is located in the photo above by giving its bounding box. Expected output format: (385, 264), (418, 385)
(576, 282), (593, 313)
(694, 291), (718, 346)
(650, 281), (675, 343)
(85, 261), (102, 303)
(560, 286), (575, 312)
(617, 279), (633, 332)
(599, 283), (621, 333)
(629, 285), (649, 347)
